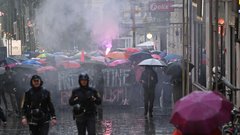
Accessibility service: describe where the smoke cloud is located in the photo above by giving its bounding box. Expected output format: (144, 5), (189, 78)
(35, 0), (122, 51)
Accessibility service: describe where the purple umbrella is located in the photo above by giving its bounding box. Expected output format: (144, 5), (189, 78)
(170, 91), (233, 135)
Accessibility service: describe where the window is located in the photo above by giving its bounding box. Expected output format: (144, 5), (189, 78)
(193, 22), (206, 87)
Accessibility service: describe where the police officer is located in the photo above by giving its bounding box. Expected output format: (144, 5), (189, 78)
(69, 73), (101, 135)
(21, 75), (57, 135)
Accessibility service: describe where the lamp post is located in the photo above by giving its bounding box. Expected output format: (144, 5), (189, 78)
(130, 0), (136, 48)
(218, 18), (224, 76)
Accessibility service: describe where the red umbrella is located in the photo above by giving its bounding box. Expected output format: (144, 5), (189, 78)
(106, 51), (129, 59)
(57, 60), (80, 69)
(170, 91), (233, 135)
(125, 48), (140, 54)
(37, 66), (57, 73)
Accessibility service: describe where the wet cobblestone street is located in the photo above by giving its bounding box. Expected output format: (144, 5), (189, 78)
(0, 106), (174, 135)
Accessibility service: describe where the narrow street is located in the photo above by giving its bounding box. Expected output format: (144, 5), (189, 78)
(0, 106), (174, 135)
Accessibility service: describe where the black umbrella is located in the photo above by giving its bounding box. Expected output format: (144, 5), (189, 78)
(166, 60), (194, 78)
(12, 64), (39, 74)
(128, 52), (152, 64)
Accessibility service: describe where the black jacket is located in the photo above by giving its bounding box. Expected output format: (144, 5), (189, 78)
(69, 87), (101, 115)
(22, 87), (56, 123)
(140, 68), (158, 88)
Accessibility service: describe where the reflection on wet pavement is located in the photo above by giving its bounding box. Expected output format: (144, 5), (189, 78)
(0, 106), (174, 135)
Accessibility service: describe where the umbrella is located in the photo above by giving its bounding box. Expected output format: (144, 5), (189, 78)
(36, 53), (48, 58)
(150, 50), (161, 55)
(166, 60), (194, 78)
(22, 59), (42, 65)
(58, 60), (80, 69)
(124, 48), (141, 54)
(0, 57), (21, 68)
(108, 59), (130, 67)
(37, 66), (57, 73)
(106, 51), (129, 59)
(12, 64), (40, 74)
(164, 54), (182, 62)
(170, 91), (233, 135)
(151, 54), (161, 60)
(138, 58), (166, 67)
(129, 52), (152, 64)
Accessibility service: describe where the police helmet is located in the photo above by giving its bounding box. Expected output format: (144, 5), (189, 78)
(79, 73), (89, 81)
(30, 75), (43, 87)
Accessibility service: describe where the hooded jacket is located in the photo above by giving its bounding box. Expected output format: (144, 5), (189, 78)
(21, 75), (56, 124)
(69, 86), (101, 115)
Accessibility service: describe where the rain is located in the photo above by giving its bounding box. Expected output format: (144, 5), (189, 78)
(0, 0), (239, 135)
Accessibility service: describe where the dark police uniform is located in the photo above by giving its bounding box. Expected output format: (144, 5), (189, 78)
(22, 75), (56, 135)
(69, 73), (101, 135)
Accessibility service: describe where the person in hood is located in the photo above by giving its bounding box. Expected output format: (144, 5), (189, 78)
(21, 75), (57, 135)
(140, 66), (158, 118)
(69, 73), (101, 135)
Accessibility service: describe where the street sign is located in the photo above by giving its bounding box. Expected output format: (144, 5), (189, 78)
(149, 1), (174, 12)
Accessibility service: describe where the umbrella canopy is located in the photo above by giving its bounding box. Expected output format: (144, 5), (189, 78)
(170, 91), (233, 135)
(12, 64), (39, 74)
(106, 51), (129, 59)
(36, 53), (48, 58)
(151, 54), (161, 60)
(108, 59), (130, 67)
(150, 50), (162, 55)
(138, 58), (166, 67)
(166, 60), (194, 79)
(129, 52), (152, 64)
(58, 60), (80, 69)
(0, 57), (21, 68)
(22, 59), (42, 65)
(164, 54), (182, 62)
(37, 66), (57, 73)
(124, 48), (141, 54)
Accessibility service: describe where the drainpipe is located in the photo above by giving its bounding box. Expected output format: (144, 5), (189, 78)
(213, 0), (219, 90)
(206, 0), (213, 89)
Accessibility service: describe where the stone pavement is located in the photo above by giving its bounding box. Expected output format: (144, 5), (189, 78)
(0, 106), (174, 135)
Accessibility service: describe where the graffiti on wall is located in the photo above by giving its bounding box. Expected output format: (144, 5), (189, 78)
(59, 68), (134, 105)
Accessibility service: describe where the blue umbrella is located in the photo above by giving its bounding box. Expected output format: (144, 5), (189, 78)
(164, 54), (182, 62)
(22, 59), (42, 65)
(160, 51), (167, 57)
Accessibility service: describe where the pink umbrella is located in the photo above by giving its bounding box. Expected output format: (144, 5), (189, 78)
(37, 59), (47, 65)
(151, 54), (161, 60)
(37, 66), (57, 73)
(170, 91), (233, 135)
(108, 59), (130, 67)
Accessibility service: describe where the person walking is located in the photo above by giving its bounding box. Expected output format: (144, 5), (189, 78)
(21, 75), (57, 135)
(2, 66), (18, 115)
(0, 74), (8, 111)
(140, 66), (158, 117)
(0, 107), (7, 126)
(69, 73), (101, 135)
